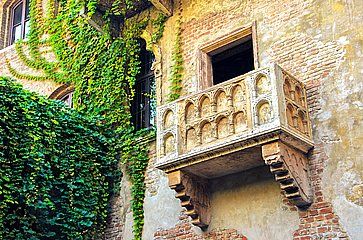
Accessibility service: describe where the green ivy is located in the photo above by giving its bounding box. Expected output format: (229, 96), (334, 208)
(0, 77), (121, 239)
(4, 0), (167, 239)
(168, 2), (183, 102)
(150, 13), (167, 45)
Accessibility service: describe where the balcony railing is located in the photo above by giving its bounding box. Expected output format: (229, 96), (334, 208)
(156, 64), (312, 171)
(156, 63), (314, 228)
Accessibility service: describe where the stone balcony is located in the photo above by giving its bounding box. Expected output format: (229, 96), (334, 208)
(156, 64), (314, 228)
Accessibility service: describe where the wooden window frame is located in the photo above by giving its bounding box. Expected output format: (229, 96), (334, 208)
(9, 0), (29, 45)
(197, 22), (259, 90)
(49, 84), (75, 108)
(59, 91), (74, 108)
(132, 72), (155, 130)
(131, 41), (156, 131)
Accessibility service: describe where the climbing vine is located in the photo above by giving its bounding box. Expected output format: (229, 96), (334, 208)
(0, 77), (121, 239)
(168, 0), (184, 102)
(4, 0), (167, 239)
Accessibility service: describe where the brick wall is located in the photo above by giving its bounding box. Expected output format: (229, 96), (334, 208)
(268, 25), (349, 240)
(152, 0), (355, 238)
(292, 147), (349, 240)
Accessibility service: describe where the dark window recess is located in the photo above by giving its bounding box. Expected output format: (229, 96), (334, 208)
(10, 0), (30, 44)
(131, 41), (155, 130)
(211, 35), (254, 85)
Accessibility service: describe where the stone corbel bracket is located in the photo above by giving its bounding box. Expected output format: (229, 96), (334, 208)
(167, 170), (211, 229)
(262, 141), (312, 208)
(150, 0), (174, 16)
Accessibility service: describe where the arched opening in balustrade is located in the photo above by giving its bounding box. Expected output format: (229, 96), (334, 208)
(185, 101), (196, 124)
(216, 115), (229, 139)
(256, 100), (272, 125)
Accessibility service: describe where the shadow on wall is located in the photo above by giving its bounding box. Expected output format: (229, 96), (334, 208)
(209, 166), (300, 240)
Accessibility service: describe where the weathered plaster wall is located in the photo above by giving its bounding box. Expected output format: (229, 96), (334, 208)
(209, 167), (299, 240)
(153, 0), (362, 239)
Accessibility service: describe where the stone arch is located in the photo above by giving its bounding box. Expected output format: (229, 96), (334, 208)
(163, 109), (174, 129)
(283, 77), (292, 98)
(297, 110), (307, 133)
(255, 74), (270, 95)
(215, 89), (228, 112)
(185, 101), (196, 124)
(200, 120), (213, 144)
(256, 100), (272, 125)
(232, 84), (246, 111)
(199, 94), (211, 118)
(164, 133), (175, 155)
(186, 127), (197, 151)
(233, 111), (247, 133)
(49, 84), (74, 100)
(49, 84), (74, 107)
(286, 103), (295, 127)
(216, 115), (229, 139)
(295, 85), (304, 106)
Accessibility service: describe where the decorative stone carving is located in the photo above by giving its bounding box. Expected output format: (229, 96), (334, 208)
(232, 84), (246, 111)
(295, 86), (303, 106)
(156, 64), (314, 220)
(234, 111), (247, 133)
(201, 122), (213, 143)
(167, 170), (211, 229)
(185, 102), (195, 124)
(283, 77), (292, 98)
(282, 70), (311, 137)
(164, 110), (174, 129)
(215, 90), (228, 112)
(164, 134), (175, 155)
(262, 141), (312, 207)
(157, 65), (314, 166)
(286, 103), (294, 127)
(216, 116), (229, 139)
(186, 128), (197, 151)
(157, 64), (312, 164)
(255, 74), (270, 95)
(297, 111), (307, 134)
(200, 95), (211, 118)
(257, 101), (272, 125)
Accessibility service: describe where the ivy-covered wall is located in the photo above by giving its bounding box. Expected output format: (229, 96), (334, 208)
(0, 0), (166, 239)
(0, 77), (120, 239)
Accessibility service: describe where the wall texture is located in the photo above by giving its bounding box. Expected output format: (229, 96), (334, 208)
(151, 0), (362, 239)
(0, 0), (362, 239)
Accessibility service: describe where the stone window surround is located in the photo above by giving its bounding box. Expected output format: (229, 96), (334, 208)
(197, 22), (259, 91)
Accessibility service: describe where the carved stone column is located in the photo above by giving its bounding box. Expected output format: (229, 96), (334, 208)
(167, 170), (211, 229)
(262, 141), (312, 208)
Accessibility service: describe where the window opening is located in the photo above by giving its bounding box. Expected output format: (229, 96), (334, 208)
(59, 92), (74, 108)
(131, 40), (155, 130)
(211, 35), (254, 85)
(10, 0), (30, 44)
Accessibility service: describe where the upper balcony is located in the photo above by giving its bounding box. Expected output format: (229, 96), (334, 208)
(157, 63), (312, 170)
(156, 64), (314, 228)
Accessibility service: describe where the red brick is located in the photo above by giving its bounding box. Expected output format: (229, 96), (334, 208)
(319, 207), (333, 214)
(318, 227), (328, 233)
